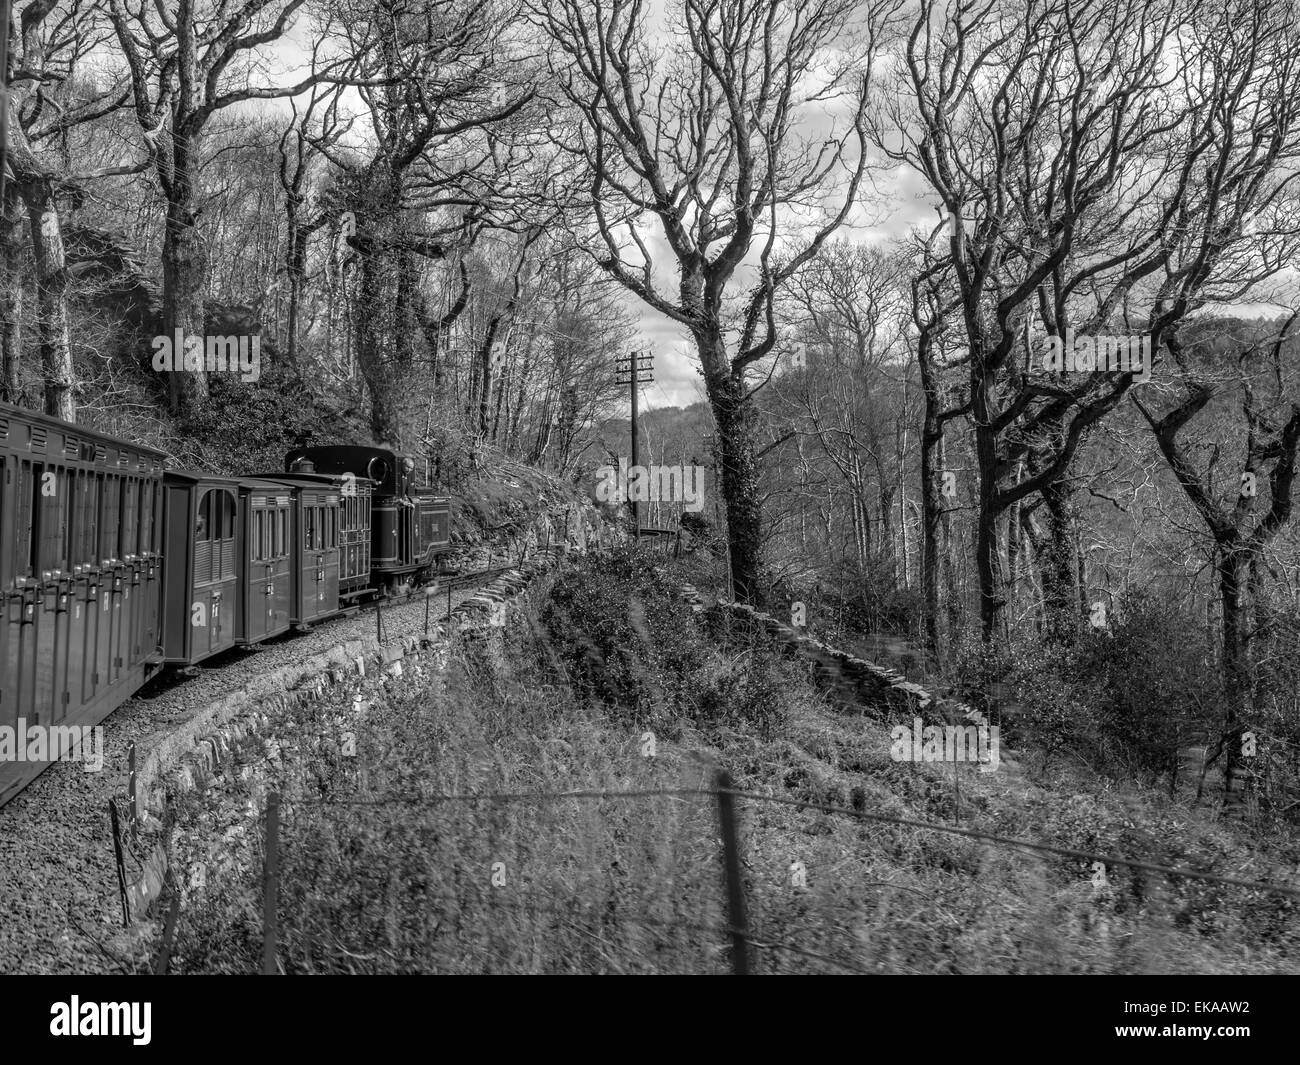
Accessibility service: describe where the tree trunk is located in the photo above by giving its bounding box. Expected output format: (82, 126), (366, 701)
(972, 363), (1003, 639)
(919, 337), (947, 652)
(1218, 543), (1251, 800)
(357, 241), (401, 447)
(23, 176), (74, 421)
(700, 328), (763, 603)
(478, 318), (503, 440)
(1041, 479), (1081, 640)
(879, 483), (896, 587)
(0, 188), (23, 404)
(943, 504), (962, 641)
(1006, 493), (1022, 607)
(975, 479), (1001, 640)
(395, 250), (416, 367)
(284, 205), (324, 369)
(160, 136), (209, 416)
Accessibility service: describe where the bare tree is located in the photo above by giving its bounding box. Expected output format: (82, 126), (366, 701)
(909, 242), (968, 653)
(536, 0), (900, 602)
(885, 0), (1300, 641)
(1138, 314), (1300, 800)
(3, 0), (145, 419)
(316, 0), (538, 446)
(108, 0), (343, 415)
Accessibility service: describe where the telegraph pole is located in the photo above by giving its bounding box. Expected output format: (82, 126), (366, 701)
(615, 350), (653, 536)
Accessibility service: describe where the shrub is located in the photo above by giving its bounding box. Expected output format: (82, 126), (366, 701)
(949, 595), (1216, 784)
(541, 549), (711, 733)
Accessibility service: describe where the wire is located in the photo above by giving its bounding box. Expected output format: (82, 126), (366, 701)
(280, 786), (711, 806)
(268, 783), (1300, 900)
(724, 787), (1300, 901)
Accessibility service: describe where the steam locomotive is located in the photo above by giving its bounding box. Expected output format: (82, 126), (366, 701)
(0, 402), (450, 806)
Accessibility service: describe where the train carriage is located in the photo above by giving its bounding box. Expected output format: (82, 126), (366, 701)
(160, 471), (242, 666)
(336, 474), (373, 600)
(252, 473), (343, 629)
(0, 404), (165, 805)
(237, 479), (294, 644)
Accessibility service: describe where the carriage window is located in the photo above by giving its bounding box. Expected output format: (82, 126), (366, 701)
(99, 473), (121, 560)
(14, 462), (34, 578)
(37, 464), (69, 573)
(304, 507), (315, 551)
(74, 470), (99, 565)
(280, 511), (289, 557)
(61, 469), (74, 568)
(218, 492), (235, 541)
(253, 510), (264, 561)
(195, 492), (210, 542)
(122, 479), (139, 557)
(138, 481), (155, 554)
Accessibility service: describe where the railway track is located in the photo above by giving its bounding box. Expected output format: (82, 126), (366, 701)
(133, 559), (529, 700)
(359, 562), (525, 641)
(434, 563), (521, 595)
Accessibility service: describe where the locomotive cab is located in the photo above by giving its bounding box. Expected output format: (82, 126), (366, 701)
(283, 446), (449, 595)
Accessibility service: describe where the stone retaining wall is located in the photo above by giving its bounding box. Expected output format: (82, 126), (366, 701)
(122, 544), (572, 920)
(681, 584), (989, 730)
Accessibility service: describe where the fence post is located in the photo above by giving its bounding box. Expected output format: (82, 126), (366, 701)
(128, 741), (138, 846)
(262, 790), (281, 975)
(952, 755), (961, 823)
(153, 885), (181, 975)
(714, 769), (752, 974)
(108, 799), (130, 928)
